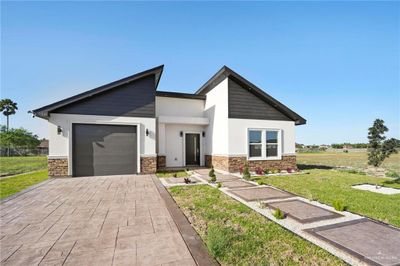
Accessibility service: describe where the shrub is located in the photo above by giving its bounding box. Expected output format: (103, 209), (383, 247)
(332, 200), (347, 212)
(216, 182), (222, 188)
(287, 168), (294, 173)
(255, 167), (264, 175)
(184, 177), (191, 184)
(239, 165), (244, 174)
(209, 166), (215, 177)
(273, 208), (285, 219)
(210, 174), (217, 183)
(173, 173), (177, 178)
(386, 171), (400, 178)
(272, 169), (279, 174)
(263, 168), (270, 175)
(242, 164), (251, 180)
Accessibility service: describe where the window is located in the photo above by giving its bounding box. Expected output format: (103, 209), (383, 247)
(266, 131), (278, 157)
(249, 130), (262, 157)
(248, 129), (281, 159)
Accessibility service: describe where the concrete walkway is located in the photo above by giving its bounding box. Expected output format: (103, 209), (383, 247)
(0, 175), (197, 266)
(188, 169), (400, 266)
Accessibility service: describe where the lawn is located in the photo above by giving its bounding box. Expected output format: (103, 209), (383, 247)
(156, 170), (188, 178)
(297, 151), (400, 175)
(169, 185), (344, 266)
(0, 156), (47, 176)
(253, 169), (400, 227)
(0, 170), (49, 199)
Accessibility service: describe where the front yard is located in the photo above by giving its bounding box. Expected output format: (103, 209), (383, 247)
(169, 185), (344, 266)
(0, 169), (49, 199)
(0, 156), (47, 176)
(253, 169), (400, 227)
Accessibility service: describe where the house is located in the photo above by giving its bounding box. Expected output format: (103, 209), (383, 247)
(37, 138), (49, 155)
(33, 65), (306, 177)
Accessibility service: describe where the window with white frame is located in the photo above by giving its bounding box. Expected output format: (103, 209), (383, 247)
(248, 129), (281, 159)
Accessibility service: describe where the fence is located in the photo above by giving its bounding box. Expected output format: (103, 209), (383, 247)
(0, 147), (48, 156)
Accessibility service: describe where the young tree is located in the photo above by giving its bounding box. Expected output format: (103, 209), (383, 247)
(0, 99), (18, 131)
(367, 119), (398, 167)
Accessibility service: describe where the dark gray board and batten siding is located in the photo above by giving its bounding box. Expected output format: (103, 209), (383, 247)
(54, 75), (156, 118)
(228, 78), (292, 121)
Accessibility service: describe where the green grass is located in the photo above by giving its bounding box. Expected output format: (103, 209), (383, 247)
(155, 170), (188, 178)
(0, 170), (49, 199)
(0, 156), (47, 176)
(254, 169), (400, 227)
(297, 151), (400, 174)
(169, 185), (344, 266)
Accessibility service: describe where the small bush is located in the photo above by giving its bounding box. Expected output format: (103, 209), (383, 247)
(343, 150), (349, 153)
(184, 177), (191, 184)
(273, 208), (285, 219)
(271, 169), (279, 174)
(239, 165), (244, 175)
(386, 171), (400, 178)
(263, 168), (270, 175)
(287, 168), (295, 173)
(332, 200), (347, 212)
(216, 182), (222, 188)
(209, 166), (215, 177)
(242, 164), (251, 180)
(255, 167), (264, 175)
(209, 174), (217, 183)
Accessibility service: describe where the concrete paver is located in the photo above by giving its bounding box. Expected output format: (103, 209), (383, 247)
(267, 199), (342, 223)
(229, 186), (294, 201)
(305, 219), (400, 266)
(0, 175), (196, 266)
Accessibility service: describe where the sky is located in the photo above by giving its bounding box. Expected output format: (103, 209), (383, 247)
(1, 1), (399, 145)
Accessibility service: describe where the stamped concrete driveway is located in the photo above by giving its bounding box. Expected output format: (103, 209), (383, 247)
(0, 175), (196, 266)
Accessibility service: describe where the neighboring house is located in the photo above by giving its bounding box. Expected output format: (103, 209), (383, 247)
(37, 139), (49, 155)
(33, 65), (306, 177)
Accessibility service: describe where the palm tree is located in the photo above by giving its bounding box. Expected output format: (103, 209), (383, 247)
(0, 98), (18, 131)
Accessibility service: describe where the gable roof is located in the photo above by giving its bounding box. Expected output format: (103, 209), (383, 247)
(32, 65), (164, 119)
(195, 66), (306, 125)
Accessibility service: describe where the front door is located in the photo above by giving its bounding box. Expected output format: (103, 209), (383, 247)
(185, 133), (200, 166)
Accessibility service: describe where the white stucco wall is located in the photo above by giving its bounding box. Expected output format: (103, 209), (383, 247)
(48, 113), (156, 174)
(163, 124), (206, 167)
(228, 118), (296, 156)
(156, 96), (205, 117)
(204, 78), (229, 155)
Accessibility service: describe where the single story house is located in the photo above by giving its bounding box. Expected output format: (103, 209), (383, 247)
(33, 65), (306, 177)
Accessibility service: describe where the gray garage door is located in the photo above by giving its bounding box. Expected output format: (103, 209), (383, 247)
(73, 124), (137, 177)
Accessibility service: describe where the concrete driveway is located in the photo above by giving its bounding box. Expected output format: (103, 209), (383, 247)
(0, 175), (196, 266)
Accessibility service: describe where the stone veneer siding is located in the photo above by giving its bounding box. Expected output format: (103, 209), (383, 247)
(205, 155), (297, 173)
(141, 156), (157, 174)
(48, 158), (69, 177)
(157, 155), (166, 169)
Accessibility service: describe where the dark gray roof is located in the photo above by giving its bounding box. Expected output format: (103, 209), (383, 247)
(156, 91), (206, 100)
(32, 65), (164, 119)
(195, 66), (306, 125)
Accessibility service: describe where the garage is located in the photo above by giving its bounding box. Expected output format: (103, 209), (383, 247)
(72, 124), (137, 177)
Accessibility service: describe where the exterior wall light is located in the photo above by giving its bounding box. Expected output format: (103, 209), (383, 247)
(57, 126), (62, 135)
(146, 129), (149, 136)
(202, 131), (205, 137)
(180, 131), (183, 137)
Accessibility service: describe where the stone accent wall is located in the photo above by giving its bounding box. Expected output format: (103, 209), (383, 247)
(157, 155), (166, 169)
(207, 155), (230, 172)
(141, 156), (157, 174)
(206, 155), (297, 173)
(48, 158), (68, 177)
